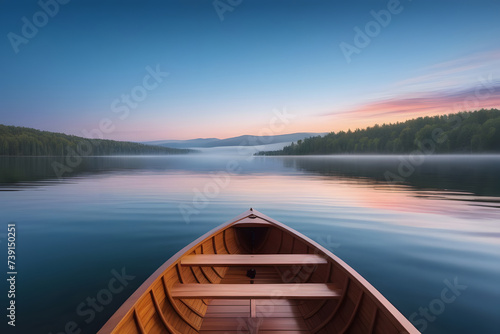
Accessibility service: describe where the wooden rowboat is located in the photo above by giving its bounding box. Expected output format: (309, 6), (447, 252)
(98, 208), (419, 334)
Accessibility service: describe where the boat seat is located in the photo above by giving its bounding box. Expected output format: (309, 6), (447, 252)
(180, 254), (328, 266)
(170, 283), (341, 299)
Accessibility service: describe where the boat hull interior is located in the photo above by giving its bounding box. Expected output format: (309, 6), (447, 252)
(98, 210), (419, 334)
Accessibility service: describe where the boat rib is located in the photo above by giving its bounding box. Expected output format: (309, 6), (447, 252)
(98, 208), (420, 334)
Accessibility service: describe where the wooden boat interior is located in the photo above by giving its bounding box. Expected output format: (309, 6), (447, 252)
(98, 209), (418, 334)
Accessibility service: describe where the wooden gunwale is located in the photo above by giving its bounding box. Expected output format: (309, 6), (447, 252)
(244, 211), (419, 333)
(98, 210), (253, 333)
(98, 209), (419, 334)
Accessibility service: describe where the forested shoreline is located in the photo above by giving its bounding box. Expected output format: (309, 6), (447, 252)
(258, 109), (500, 155)
(0, 125), (192, 156)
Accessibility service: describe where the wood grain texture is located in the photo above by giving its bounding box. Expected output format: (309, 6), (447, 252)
(171, 283), (342, 299)
(97, 209), (420, 334)
(181, 254), (328, 267)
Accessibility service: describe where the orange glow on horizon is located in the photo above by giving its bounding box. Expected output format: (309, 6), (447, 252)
(97, 88), (500, 142)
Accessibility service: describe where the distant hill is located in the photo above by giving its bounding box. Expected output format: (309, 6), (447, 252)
(0, 125), (192, 156)
(258, 109), (500, 155)
(144, 132), (325, 149)
(145, 138), (220, 149)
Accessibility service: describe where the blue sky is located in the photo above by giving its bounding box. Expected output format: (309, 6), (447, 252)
(1, 0), (499, 140)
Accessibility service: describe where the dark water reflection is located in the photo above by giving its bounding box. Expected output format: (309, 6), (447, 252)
(279, 155), (500, 197)
(2, 155), (500, 196)
(0, 155), (499, 334)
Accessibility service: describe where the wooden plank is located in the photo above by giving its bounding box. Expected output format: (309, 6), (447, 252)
(181, 254), (328, 267)
(200, 332), (307, 334)
(171, 283), (341, 299)
(199, 317), (249, 331)
(98, 209), (420, 334)
(206, 305), (250, 314)
(209, 299), (250, 306)
(250, 299), (256, 318)
(259, 317), (308, 331)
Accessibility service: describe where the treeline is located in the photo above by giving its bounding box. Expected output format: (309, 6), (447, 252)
(0, 125), (192, 156)
(258, 109), (500, 155)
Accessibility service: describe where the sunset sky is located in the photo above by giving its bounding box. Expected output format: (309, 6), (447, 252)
(1, 0), (499, 141)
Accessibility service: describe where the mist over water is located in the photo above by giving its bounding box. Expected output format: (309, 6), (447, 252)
(1, 154), (499, 333)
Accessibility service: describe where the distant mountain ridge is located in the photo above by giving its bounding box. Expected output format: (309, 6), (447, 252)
(144, 132), (326, 149)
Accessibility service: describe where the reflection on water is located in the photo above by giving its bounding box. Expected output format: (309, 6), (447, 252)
(0, 155), (499, 333)
(279, 155), (500, 197)
(0, 155), (500, 196)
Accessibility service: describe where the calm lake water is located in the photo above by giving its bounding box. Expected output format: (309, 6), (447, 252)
(1, 154), (499, 334)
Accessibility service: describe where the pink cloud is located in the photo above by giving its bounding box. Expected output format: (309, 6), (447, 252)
(319, 50), (500, 130)
(393, 50), (500, 92)
(323, 83), (500, 125)
(424, 50), (500, 71)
